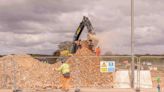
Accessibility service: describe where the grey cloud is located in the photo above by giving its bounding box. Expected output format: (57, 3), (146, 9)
(135, 0), (164, 16)
(135, 45), (164, 54)
(0, 30), (73, 54)
(135, 27), (164, 47)
(0, 0), (164, 55)
(0, 0), (96, 34)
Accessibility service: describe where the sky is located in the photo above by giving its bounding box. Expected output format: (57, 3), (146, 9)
(0, 0), (164, 55)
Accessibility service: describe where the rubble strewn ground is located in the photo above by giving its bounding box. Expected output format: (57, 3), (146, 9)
(0, 42), (163, 89)
(66, 47), (113, 88)
(0, 54), (60, 89)
(0, 46), (113, 89)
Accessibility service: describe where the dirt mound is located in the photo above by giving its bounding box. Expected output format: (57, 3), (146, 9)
(66, 47), (113, 88)
(0, 46), (113, 89)
(0, 54), (60, 89)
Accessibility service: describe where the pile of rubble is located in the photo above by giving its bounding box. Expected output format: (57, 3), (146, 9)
(0, 46), (113, 89)
(0, 54), (61, 89)
(67, 47), (113, 88)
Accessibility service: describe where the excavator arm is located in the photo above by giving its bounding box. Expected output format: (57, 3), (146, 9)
(71, 16), (94, 53)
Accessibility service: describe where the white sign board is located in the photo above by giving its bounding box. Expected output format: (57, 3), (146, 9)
(100, 61), (115, 73)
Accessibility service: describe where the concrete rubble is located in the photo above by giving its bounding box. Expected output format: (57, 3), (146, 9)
(0, 46), (113, 89)
(0, 41), (163, 89)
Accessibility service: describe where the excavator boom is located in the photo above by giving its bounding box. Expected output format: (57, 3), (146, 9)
(71, 16), (95, 53)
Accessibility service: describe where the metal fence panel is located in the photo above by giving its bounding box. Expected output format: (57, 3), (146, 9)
(0, 55), (164, 92)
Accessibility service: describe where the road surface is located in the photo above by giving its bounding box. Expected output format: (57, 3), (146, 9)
(0, 88), (163, 92)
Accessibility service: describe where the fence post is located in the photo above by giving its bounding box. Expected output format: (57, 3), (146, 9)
(136, 56), (140, 92)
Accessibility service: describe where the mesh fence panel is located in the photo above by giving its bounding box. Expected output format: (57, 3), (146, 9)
(0, 55), (164, 91)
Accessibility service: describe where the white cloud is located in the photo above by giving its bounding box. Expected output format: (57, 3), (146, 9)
(0, 0), (164, 55)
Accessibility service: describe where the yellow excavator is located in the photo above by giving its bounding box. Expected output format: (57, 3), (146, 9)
(53, 49), (72, 57)
(54, 16), (98, 57)
(70, 16), (98, 53)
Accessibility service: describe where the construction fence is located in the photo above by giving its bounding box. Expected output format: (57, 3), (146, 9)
(0, 55), (164, 91)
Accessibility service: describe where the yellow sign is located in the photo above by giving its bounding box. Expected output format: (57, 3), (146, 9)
(100, 61), (108, 72)
(100, 68), (108, 72)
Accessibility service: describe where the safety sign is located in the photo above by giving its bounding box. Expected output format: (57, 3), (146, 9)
(100, 61), (115, 73)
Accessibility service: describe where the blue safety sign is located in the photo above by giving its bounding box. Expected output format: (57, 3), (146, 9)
(108, 61), (115, 72)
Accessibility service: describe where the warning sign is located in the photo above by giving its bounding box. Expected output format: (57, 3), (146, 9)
(101, 68), (108, 72)
(100, 62), (108, 67)
(108, 61), (115, 72)
(100, 61), (108, 72)
(100, 61), (115, 73)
